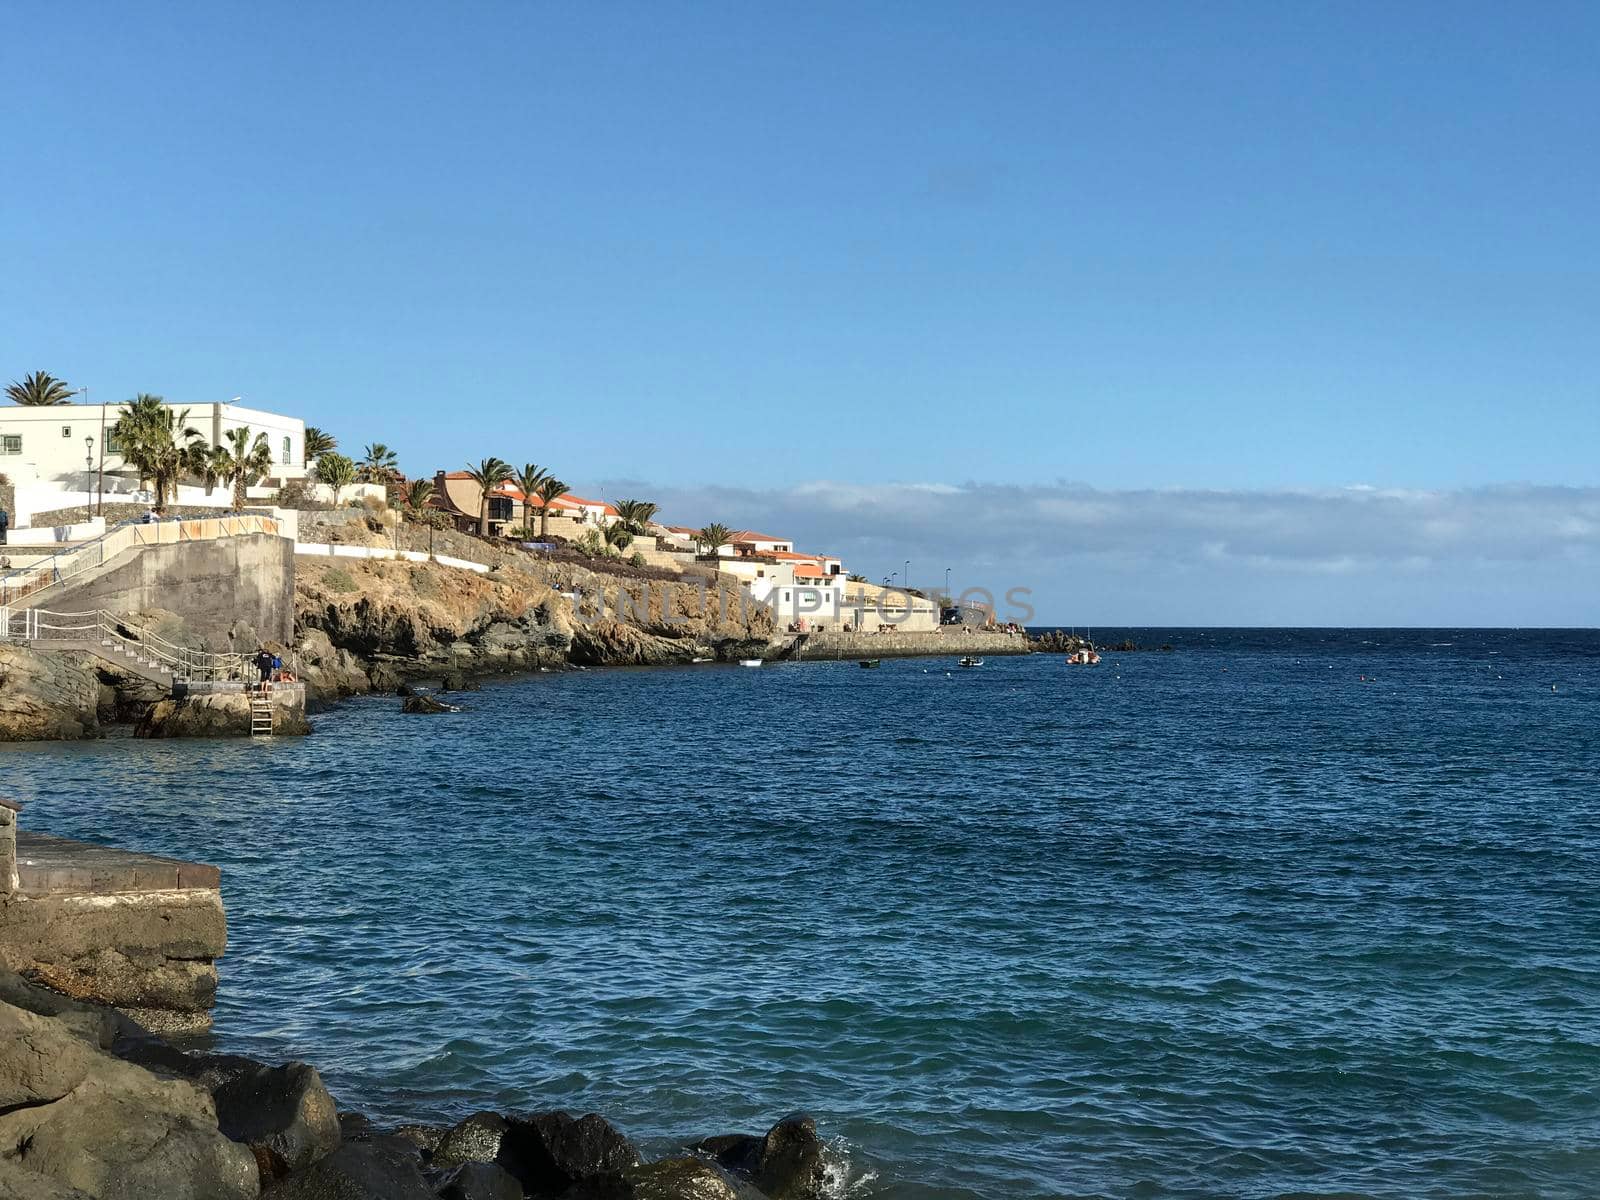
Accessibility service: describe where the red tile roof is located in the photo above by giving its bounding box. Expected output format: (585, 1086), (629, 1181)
(728, 531), (786, 543)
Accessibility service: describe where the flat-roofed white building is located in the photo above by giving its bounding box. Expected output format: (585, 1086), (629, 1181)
(0, 400), (307, 526)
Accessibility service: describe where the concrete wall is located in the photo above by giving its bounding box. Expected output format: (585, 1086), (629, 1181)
(51, 533), (294, 650)
(782, 627), (1030, 661)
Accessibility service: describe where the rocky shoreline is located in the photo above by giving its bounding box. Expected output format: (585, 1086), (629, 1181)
(0, 964), (834, 1200)
(2, 507), (1073, 742)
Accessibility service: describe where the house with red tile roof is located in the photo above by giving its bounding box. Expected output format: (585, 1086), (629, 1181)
(431, 470), (619, 537)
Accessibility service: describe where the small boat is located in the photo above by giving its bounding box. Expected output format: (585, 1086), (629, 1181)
(1066, 649), (1101, 665)
(958, 657), (983, 668)
(739, 658), (763, 668)
(858, 659), (880, 668)
(691, 656), (713, 664)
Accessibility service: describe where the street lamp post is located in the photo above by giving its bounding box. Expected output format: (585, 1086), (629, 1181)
(945, 566), (952, 602)
(84, 436), (94, 499)
(904, 560), (911, 594)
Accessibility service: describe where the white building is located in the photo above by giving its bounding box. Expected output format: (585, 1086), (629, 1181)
(719, 530), (794, 556)
(0, 400), (307, 527)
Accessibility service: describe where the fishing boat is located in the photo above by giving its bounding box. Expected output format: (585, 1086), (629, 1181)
(1066, 649), (1101, 665)
(691, 657), (713, 663)
(858, 659), (880, 668)
(739, 658), (763, 668)
(958, 657), (984, 668)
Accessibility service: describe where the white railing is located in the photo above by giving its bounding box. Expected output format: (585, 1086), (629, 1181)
(0, 514), (281, 606)
(0, 607), (251, 683)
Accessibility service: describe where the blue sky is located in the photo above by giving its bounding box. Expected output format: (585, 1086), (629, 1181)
(3, 3), (1596, 622)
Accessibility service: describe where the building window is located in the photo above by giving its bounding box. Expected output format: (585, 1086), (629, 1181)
(62, 425), (72, 438)
(283, 435), (291, 466)
(106, 433), (121, 455)
(0, 435), (19, 455)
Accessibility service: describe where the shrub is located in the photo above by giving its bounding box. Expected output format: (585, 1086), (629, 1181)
(628, 551), (646, 567)
(323, 567), (360, 593)
(275, 479), (329, 510)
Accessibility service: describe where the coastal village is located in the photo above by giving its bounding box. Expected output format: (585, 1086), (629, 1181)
(0, 379), (1030, 741)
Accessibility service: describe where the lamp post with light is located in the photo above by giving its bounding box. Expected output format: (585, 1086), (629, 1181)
(84, 437), (94, 500)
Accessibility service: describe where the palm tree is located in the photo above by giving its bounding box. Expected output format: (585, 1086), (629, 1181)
(464, 457), (515, 536)
(358, 442), (399, 485)
(406, 476), (438, 518)
(216, 427), (274, 511)
(603, 522), (633, 554)
(303, 427), (336, 466)
(5, 371), (74, 406)
(316, 452), (357, 506)
(614, 499), (659, 536)
(514, 463), (550, 538)
(695, 523), (732, 555)
(145, 410), (204, 512)
(108, 394), (169, 491)
(197, 438), (230, 503)
(846, 573), (869, 583)
(535, 477), (570, 541)
(191, 443), (230, 497)
(108, 396), (202, 512)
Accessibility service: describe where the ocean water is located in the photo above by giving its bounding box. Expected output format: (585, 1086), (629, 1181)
(5, 629), (1600, 1198)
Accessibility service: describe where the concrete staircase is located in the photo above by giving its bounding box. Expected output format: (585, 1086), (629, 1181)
(93, 636), (177, 688)
(2, 608), (249, 693)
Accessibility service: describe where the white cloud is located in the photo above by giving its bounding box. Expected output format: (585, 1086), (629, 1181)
(598, 479), (1600, 625)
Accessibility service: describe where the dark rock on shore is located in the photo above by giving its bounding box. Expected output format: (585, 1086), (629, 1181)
(432, 1111), (510, 1168)
(0, 971), (258, 1199)
(697, 1113), (828, 1200)
(213, 1061), (341, 1176)
(264, 1137), (435, 1199)
(588, 1158), (741, 1199)
(498, 1110), (642, 1195)
(432, 1160), (523, 1200)
(0, 968), (840, 1200)
(402, 693), (458, 714)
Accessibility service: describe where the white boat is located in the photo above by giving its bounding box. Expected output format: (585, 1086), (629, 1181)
(958, 657), (984, 668)
(691, 657), (713, 664)
(1066, 649), (1101, 665)
(739, 658), (763, 668)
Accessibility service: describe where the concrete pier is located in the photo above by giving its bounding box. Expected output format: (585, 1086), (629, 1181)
(778, 627), (1031, 661)
(0, 800), (226, 1034)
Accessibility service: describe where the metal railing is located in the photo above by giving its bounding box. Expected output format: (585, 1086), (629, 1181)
(0, 514), (280, 606)
(0, 607), (251, 683)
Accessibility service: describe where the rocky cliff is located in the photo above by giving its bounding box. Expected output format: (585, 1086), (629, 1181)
(0, 645), (104, 741)
(293, 549), (772, 701)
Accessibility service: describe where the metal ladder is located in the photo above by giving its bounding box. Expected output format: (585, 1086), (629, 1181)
(250, 685), (275, 737)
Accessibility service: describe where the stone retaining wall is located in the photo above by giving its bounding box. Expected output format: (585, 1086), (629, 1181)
(0, 821), (227, 1034)
(780, 628), (1031, 661)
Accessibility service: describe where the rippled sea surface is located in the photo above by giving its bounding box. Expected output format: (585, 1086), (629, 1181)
(6, 628), (1600, 1198)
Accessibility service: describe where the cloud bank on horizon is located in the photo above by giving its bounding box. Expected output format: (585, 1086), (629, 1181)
(598, 480), (1600, 627)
